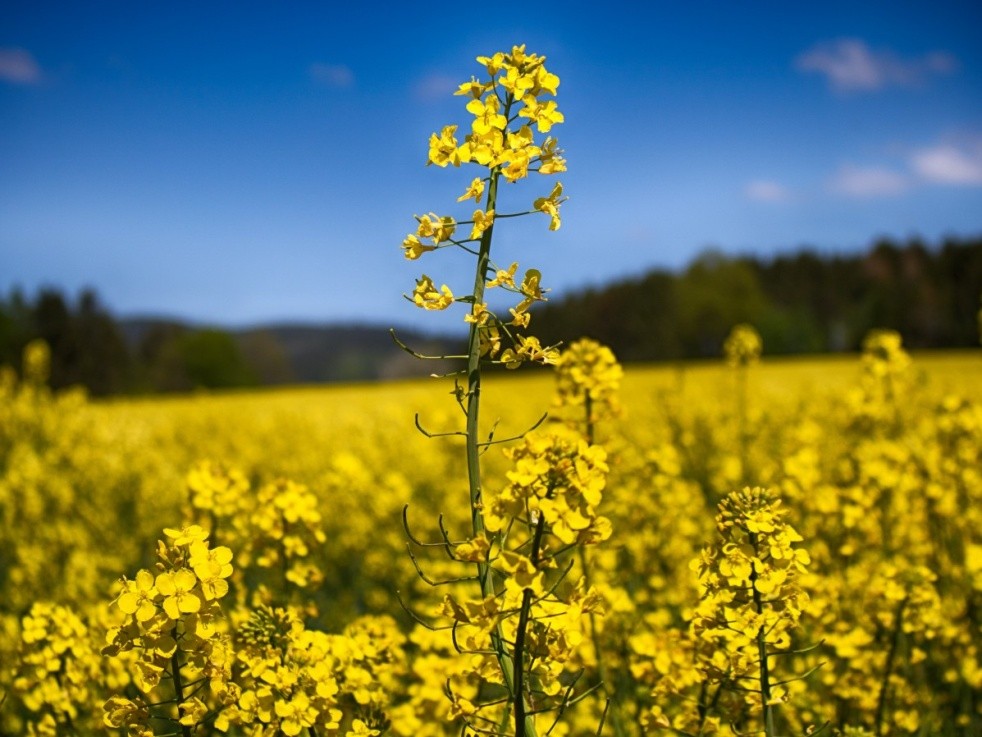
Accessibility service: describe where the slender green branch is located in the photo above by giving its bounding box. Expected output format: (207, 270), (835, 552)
(748, 533), (775, 737)
(461, 93), (538, 737)
(875, 597), (908, 737)
(579, 393), (626, 737)
(514, 515), (547, 737)
(169, 649), (192, 737)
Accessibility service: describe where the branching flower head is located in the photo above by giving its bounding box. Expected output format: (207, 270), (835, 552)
(553, 338), (623, 424)
(724, 323), (763, 367)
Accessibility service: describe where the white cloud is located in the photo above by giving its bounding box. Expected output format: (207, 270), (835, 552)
(744, 180), (791, 203)
(413, 73), (456, 101)
(909, 140), (982, 185)
(796, 38), (957, 92)
(0, 47), (42, 85)
(829, 164), (910, 197)
(309, 62), (354, 88)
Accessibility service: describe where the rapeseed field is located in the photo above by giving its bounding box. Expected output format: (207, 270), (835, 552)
(2, 44), (980, 737)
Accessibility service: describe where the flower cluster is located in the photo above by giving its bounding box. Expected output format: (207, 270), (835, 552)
(429, 45), (566, 180)
(861, 329), (911, 380)
(218, 606), (405, 736)
(399, 44), (564, 369)
(849, 329), (913, 433)
(102, 525), (237, 735)
(8, 602), (103, 736)
(247, 478), (327, 591)
(552, 338), (623, 429)
(690, 487), (811, 725)
(723, 323), (763, 367)
(485, 429), (612, 546)
(186, 461), (328, 599)
(186, 460), (251, 534)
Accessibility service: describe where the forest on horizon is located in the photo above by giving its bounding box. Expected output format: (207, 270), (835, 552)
(1, 234), (979, 396)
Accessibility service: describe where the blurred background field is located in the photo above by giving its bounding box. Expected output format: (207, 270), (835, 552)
(3, 339), (981, 734)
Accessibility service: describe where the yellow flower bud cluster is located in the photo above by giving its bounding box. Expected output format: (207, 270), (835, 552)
(187, 460), (251, 527)
(553, 338), (624, 426)
(8, 602), (103, 736)
(723, 323), (763, 367)
(216, 607), (404, 736)
(22, 338), (52, 388)
(486, 429), (612, 546)
(400, 44), (564, 374)
(185, 462), (327, 597)
(861, 329), (911, 380)
(849, 329), (913, 432)
(419, 429), (610, 727)
(430, 44), (566, 181)
(102, 525), (237, 734)
(247, 478), (327, 590)
(690, 488), (811, 717)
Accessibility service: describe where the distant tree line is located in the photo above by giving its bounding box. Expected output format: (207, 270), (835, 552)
(1, 236), (979, 395)
(0, 289), (257, 395)
(531, 235), (982, 361)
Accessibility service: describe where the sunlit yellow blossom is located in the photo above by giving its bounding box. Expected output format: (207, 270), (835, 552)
(178, 696), (208, 726)
(402, 233), (435, 260)
(188, 540), (233, 600)
(487, 262), (519, 289)
(501, 149), (534, 182)
(454, 76), (487, 99)
(274, 692), (317, 736)
(498, 334), (560, 369)
(466, 95), (507, 135)
(428, 124), (462, 167)
(538, 137), (567, 174)
(349, 718), (382, 737)
(163, 524), (209, 546)
(412, 275), (454, 311)
(500, 64), (536, 97)
(534, 182), (564, 230)
(469, 208), (495, 240)
(509, 306), (531, 328)
(480, 325), (502, 357)
(416, 212), (456, 243)
(455, 532), (491, 562)
(103, 695), (149, 730)
(518, 269), (548, 302)
(532, 65), (560, 95)
(464, 302), (490, 326)
(475, 51), (506, 76)
(115, 570), (158, 622)
(457, 176), (486, 203)
(155, 569), (201, 619)
(519, 96), (565, 132)
(499, 551), (546, 595)
(458, 128), (504, 166)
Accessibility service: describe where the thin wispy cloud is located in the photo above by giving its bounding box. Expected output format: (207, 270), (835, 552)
(744, 180), (791, 203)
(909, 139), (982, 185)
(829, 164), (910, 198)
(796, 38), (957, 92)
(309, 62), (354, 88)
(0, 47), (42, 85)
(413, 73), (457, 101)
(827, 136), (982, 198)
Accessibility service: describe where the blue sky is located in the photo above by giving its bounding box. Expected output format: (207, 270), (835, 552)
(2, 1), (981, 330)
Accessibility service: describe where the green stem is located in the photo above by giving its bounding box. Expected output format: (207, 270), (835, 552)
(748, 533), (775, 737)
(170, 649), (193, 737)
(737, 365), (748, 485)
(580, 395), (627, 737)
(513, 515), (547, 737)
(875, 597), (908, 737)
(462, 95), (537, 737)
